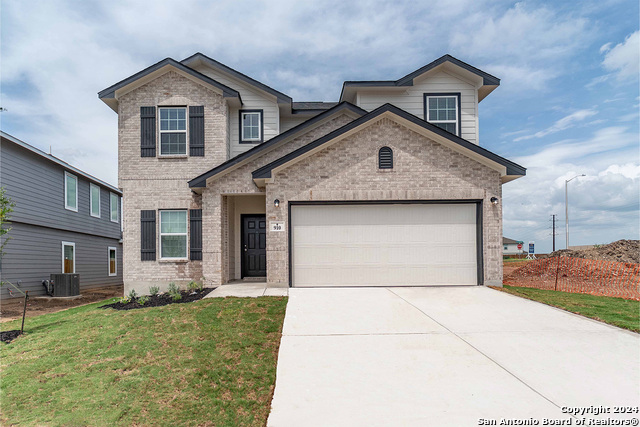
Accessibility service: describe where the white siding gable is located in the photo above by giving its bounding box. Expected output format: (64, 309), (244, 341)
(191, 64), (281, 158)
(356, 71), (479, 144)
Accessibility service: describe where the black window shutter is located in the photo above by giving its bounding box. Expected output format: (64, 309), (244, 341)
(140, 107), (156, 157)
(379, 147), (393, 169)
(189, 106), (205, 156)
(190, 209), (202, 260)
(140, 210), (156, 261)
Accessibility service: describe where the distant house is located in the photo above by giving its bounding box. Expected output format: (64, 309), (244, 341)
(0, 131), (123, 298)
(503, 237), (524, 255)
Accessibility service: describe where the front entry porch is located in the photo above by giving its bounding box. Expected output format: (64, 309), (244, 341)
(222, 194), (270, 284)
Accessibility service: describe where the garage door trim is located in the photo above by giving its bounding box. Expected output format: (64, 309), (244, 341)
(287, 200), (484, 287)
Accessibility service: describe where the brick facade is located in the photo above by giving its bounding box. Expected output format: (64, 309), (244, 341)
(201, 113), (357, 286)
(116, 70), (508, 294)
(118, 71), (227, 293)
(264, 118), (503, 287)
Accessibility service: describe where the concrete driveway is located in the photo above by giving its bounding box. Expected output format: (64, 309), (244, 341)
(267, 287), (640, 426)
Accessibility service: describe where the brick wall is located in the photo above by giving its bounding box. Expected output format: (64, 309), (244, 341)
(264, 117), (503, 286)
(118, 71), (228, 294)
(200, 113), (356, 284)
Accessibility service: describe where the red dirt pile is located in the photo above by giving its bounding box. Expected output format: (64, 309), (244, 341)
(547, 240), (639, 264)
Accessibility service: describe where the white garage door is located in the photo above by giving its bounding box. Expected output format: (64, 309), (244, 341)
(291, 204), (478, 287)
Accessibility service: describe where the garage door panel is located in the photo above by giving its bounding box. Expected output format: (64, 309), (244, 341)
(291, 204), (478, 287)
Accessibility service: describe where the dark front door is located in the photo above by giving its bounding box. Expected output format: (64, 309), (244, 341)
(242, 215), (266, 277)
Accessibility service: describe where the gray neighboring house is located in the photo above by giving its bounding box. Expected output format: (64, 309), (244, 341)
(0, 131), (123, 298)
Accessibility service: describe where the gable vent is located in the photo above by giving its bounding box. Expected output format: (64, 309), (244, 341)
(378, 146), (393, 169)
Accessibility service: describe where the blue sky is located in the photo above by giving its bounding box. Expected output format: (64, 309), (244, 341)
(1, 0), (638, 253)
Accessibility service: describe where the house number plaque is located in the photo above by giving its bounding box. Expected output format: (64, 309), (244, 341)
(270, 221), (285, 232)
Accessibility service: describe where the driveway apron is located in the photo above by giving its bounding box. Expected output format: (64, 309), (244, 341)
(267, 287), (639, 426)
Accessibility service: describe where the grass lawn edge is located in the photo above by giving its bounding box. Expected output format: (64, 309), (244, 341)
(490, 285), (640, 333)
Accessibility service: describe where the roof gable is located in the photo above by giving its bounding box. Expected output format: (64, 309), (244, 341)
(340, 54), (500, 103)
(182, 53), (292, 104)
(188, 102), (367, 188)
(98, 58), (241, 112)
(252, 104), (525, 185)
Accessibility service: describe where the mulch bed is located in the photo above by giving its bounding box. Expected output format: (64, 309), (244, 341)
(100, 288), (214, 311)
(1, 330), (22, 344)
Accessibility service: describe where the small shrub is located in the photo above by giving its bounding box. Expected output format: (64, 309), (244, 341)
(171, 292), (182, 302)
(149, 286), (159, 296)
(138, 296), (149, 305)
(187, 281), (198, 292)
(128, 289), (138, 300)
(167, 282), (179, 294)
(120, 296), (131, 304)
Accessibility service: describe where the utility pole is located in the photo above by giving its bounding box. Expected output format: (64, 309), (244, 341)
(551, 214), (557, 252)
(565, 174), (585, 249)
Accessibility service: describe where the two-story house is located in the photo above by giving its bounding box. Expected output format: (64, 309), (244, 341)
(0, 131), (123, 297)
(98, 53), (525, 295)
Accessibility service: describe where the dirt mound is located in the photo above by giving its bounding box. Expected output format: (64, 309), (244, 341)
(547, 240), (639, 264)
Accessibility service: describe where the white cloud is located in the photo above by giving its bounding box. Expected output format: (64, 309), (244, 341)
(602, 31), (640, 80)
(514, 109), (598, 141)
(503, 126), (639, 252)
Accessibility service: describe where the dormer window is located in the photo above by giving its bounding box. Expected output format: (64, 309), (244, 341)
(424, 94), (460, 136)
(240, 110), (263, 143)
(159, 107), (187, 155)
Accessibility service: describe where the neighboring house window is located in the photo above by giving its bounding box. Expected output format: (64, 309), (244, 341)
(108, 247), (117, 276)
(110, 193), (119, 222)
(504, 245), (508, 251)
(160, 210), (188, 259)
(240, 110), (263, 143)
(378, 147), (393, 169)
(90, 183), (101, 218)
(64, 172), (78, 212)
(424, 94), (460, 136)
(159, 107), (187, 155)
(62, 241), (75, 273)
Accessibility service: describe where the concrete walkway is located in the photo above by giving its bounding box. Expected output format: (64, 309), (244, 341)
(268, 287), (640, 426)
(204, 282), (288, 298)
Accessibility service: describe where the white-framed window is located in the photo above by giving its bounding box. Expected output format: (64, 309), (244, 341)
(64, 172), (78, 212)
(108, 247), (117, 276)
(240, 110), (262, 143)
(110, 193), (119, 223)
(62, 241), (75, 274)
(159, 210), (188, 259)
(159, 107), (187, 155)
(90, 183), (101, 218)
(425, 94), (459, 136)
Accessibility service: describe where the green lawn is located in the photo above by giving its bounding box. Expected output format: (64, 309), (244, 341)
(497, 285), (640, 332)
(1, 296), (288, 426)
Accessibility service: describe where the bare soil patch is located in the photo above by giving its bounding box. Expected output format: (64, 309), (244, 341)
(0, 285), (123, 322)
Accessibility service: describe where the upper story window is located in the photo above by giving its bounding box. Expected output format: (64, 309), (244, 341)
(240, 110), (263, 143)
(110, 192), (119, 223)
(378, 147), (393, 169)
(424, 94), (460, 136)
(64, 172), (78, 212)
(90, 183), (101, 218)
(159, 107), (187, 155)
(160, 210), (188, 259)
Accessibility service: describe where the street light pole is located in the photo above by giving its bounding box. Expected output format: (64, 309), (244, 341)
(565, 174), (585, 249)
